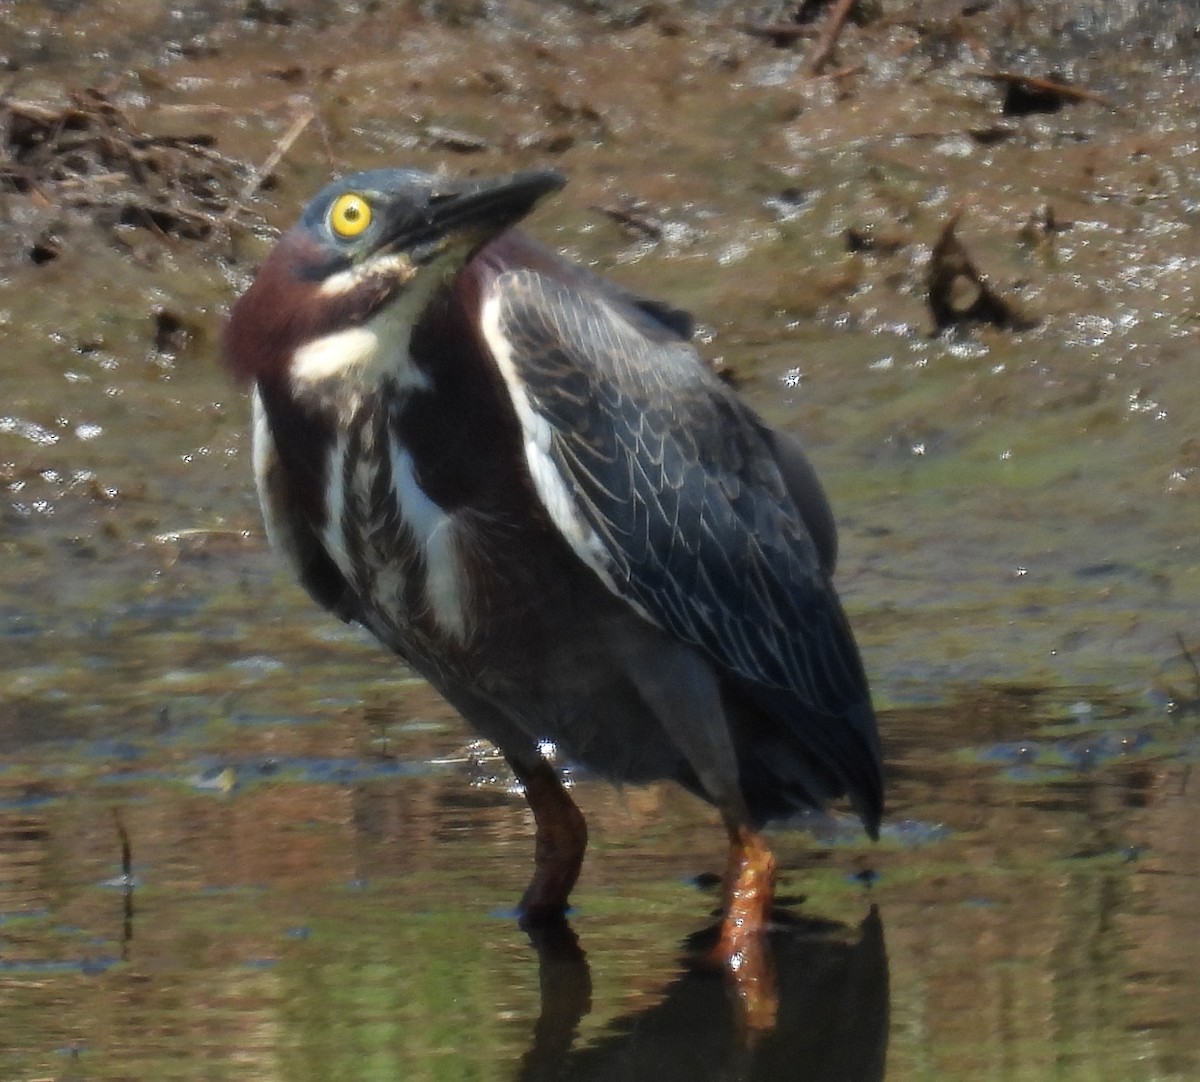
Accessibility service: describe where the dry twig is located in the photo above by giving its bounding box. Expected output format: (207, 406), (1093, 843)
(976, 71), (1114, 112)
(221, 103), (315, 226)
(805, 0), (856, 77)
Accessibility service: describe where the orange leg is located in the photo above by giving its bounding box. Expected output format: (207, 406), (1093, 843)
(508, 757), (589, 925)
(714, 822), (779, 1034)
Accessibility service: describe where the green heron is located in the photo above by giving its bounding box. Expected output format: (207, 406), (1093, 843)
(223, 168), (883, 1014)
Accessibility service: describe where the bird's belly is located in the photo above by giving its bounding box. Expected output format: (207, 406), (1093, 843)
(454, 648), (698, 790)
(354, 529), (696, 789)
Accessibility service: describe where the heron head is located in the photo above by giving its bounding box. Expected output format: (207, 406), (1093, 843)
(223, 168), (565, 390)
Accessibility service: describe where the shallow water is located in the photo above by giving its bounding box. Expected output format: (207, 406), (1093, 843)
(2, 2), (1199, 1079)
(1, 682), (1196, 1079)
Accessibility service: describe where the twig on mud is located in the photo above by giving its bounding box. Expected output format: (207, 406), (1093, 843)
(810, 62), (865, 83)
(975, 71), (1115, 111)
(112, 807), (132, 880)
(1177, 632), (1200, 694)
(805, 0), (856, 77)
(151, 102), (240, 117)
(740, 21), (820, 42)
(221, 102), (315, 226)
(590, 202), (664, 241)
(112, 808), (135, 958)
(152, 527), (254, 545)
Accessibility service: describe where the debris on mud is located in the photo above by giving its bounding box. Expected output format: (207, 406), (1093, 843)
(0, 87), (261, 261)
(845, 222), (907, 256)
(422, 124), (492, 154)
(926, 213), (1035, 334)
(804, 0), (859, 76)
(977, 71), (1114, 116)
(1017, 203), (1072, 262)
(1151, 633), (1200, 718)
(591, 198), (666, 242)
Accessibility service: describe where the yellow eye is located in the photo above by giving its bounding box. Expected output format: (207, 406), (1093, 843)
(329, 193), (372, 238)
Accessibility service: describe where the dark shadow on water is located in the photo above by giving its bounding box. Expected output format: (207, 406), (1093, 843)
(519, 908), (888, 1082)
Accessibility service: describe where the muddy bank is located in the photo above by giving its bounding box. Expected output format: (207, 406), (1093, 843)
(3, 0), (1197, 705)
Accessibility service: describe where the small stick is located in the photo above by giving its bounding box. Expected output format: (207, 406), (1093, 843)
(113, 809), (135, 956)
(112, 807), (132, 881)
(1177, 632), (1200, 693)
(590, 203), (664, 241)
(805, 0), (856, 77)
(221, 103), (315, 225)
(975, 71), (1114, 109)
(810, 62), (865, 83)
(740, 22), (820, 41)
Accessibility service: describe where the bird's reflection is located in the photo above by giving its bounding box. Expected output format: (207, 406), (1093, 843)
(517, 907), (888, 1082)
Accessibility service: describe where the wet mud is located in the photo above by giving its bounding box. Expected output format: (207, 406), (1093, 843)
(2, 2), (1199, 1079)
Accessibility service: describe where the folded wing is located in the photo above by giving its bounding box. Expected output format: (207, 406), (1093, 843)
(482, 270), (883, 832)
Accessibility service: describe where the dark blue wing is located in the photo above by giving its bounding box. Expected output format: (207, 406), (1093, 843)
(485, 269), (882, 829)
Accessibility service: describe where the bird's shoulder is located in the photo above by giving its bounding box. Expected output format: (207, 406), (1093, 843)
(478, 260), (737, 457)
(470, 229), (695, 345)
(477, 260), (821, 538)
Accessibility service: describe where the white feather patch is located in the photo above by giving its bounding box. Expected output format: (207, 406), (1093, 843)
(250, 389), (279, 546)
(317, 253), (415, 298)
(480, 287), (645, 614)
(290, 325), (382, 385)
(388, 436), (471, 641)
(321, 429), (350, 573)
(288, 287), (436, 394)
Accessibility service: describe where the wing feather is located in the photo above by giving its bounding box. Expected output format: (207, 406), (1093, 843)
(482, 269), (882, 827)
(487, 271), (864, 700)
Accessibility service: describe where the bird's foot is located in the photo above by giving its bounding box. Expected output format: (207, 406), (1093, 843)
(713, 826), (778, 1035)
